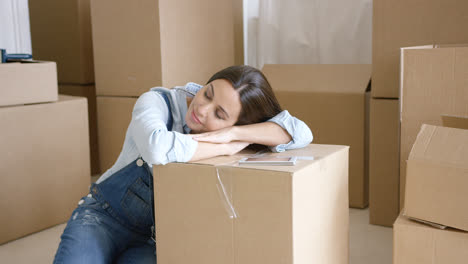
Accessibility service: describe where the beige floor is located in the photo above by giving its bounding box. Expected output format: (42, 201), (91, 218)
(0, 208), (392, 263)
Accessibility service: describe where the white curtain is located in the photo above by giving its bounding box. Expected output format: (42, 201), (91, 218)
(0, 0), (31, 54)
(245, 0), (372, 69)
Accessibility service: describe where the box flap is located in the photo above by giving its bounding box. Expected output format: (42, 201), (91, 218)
(442, 115), (468, 130)
(408, 124), (468, 168)
(262, 64), (371, 94)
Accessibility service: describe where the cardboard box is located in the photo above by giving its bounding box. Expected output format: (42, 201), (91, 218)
(369, 98), (400, 227)
(399, 45), (468, 208)
(393, 214), (468, 264)
(403, 124), (468, 231)
(59, 84), (99, 175)
(372, 0), (468, 98)
(442, 115), (468, 130)
(29, 0), (94, 84)
(96, 96), (137, 172)
(262, 64), (371, 208)
(233, 0), (244, 65)
(154, 144), (349, 264)
(0, 61), (58, 107)
(91, 0), (236, 96)
(0, 95), (90, 244)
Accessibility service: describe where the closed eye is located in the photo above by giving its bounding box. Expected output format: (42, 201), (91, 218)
(215, 110), (225, 120)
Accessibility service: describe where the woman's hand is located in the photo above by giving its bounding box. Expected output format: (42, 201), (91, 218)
(192, 126), (238, 144)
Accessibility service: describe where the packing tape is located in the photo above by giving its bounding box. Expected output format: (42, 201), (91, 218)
(214, 152), (316, 219)
(215, 167), (238, 219)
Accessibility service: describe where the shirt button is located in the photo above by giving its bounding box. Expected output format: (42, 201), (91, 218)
(87, 194), (92, 198)
(136, 159), (144, 167)
(78, 199), (84, 205)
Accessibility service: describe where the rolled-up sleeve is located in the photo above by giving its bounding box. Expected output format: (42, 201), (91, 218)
(129, 91), (198, 165)
(267, 110), (313, 152)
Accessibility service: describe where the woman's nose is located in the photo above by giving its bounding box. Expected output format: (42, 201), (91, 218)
(197, 103), (212, 118)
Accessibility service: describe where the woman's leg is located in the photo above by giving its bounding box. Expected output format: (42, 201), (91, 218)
(53, 195), (126, 264)
(114, 239), (156, 264)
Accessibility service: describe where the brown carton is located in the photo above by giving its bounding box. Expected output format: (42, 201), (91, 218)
(154, 144), (349, 264)
(442, 115), (468, 130)
(96, 96), (137, 172)
(262, 64), (371, 208)
(59, 84), (99, 174)
(0, 96), (90, 244)
(91, 0), (237, 96)
(372, 0), (468, 98)
(29, 0), (94, 84)
(0, 61), (58, 107)
(369, 98), (400, 227)
(403, 124), (468, 231)
(393, 214), (468, 264)
(399, 45), (468, 208)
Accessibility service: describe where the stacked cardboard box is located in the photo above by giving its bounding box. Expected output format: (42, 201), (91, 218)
(262, 64), (371, 208)
(29, 0), (100, 174)
(154, 144), (349, 264)
(394, 122), (468, 264)
(370, 0), (468, 226)
(369, 98), (399, 226)
(0, 62), (90, 244)
(399, 45), (468, 208)
(91, 0), (242, 173)
(393, 214), (468, 264)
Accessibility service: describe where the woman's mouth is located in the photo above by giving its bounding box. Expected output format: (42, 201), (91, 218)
(191, 110), (202, 124)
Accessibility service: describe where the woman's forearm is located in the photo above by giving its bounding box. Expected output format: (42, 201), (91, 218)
(189, 141), (249, 162)
(233, 122), (292, 147)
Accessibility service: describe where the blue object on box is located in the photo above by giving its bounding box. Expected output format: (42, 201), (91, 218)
(1, 49), (32, 63)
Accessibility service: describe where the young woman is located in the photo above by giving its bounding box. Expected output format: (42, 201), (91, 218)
(54, 65), (312, 263)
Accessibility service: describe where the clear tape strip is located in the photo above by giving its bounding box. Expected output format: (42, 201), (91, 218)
(216, 168), (238, 219)
(214, 152), (315, 219)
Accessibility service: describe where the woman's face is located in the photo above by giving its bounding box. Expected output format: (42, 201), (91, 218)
(186, 79), (241, 133)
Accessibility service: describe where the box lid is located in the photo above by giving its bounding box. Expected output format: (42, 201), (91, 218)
(408, 124), (468, 168)
(188, 144), (349, 173)
(262, 64), (371, 94)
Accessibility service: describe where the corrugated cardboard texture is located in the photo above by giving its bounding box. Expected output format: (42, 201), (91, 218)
(0, 96), (90, 244)
(369, 99), (400, 227)
(393, 215), (468, 264)
(404, 125), (468, 231)
(154, 144), (349, 264)
(91, 0), (236, 97)
(96, 96), (137, 172)
(29, 0), (94, 84)
(59, 84), (100, 175)
(400, 46), (468, 208)
(372, 0), (468, 98)
(0, 61), (58, 107)
(262, 64), (370, 208)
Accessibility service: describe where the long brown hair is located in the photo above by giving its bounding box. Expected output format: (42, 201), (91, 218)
(207, 65), (282, 125)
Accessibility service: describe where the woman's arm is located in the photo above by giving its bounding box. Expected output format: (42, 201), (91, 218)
(191, 122), (291, 147)
(233, 122), (292, 146)
(192, 110), (313, 152)
(189, 141), (250, 162)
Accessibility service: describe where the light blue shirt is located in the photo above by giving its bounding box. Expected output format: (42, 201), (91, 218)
(97, 82), (313, 183)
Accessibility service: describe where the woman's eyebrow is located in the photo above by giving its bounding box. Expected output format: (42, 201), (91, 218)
(211, 83), (230, 119)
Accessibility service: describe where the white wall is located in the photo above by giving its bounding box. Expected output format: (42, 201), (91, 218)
(244, 0), (372, 69)
(0, 0), (31, 54)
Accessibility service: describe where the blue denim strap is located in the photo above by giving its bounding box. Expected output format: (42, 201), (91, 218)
(159, 92), (173, 131)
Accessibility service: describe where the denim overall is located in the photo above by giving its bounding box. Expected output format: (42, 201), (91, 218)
(54, 93), (173, 264)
